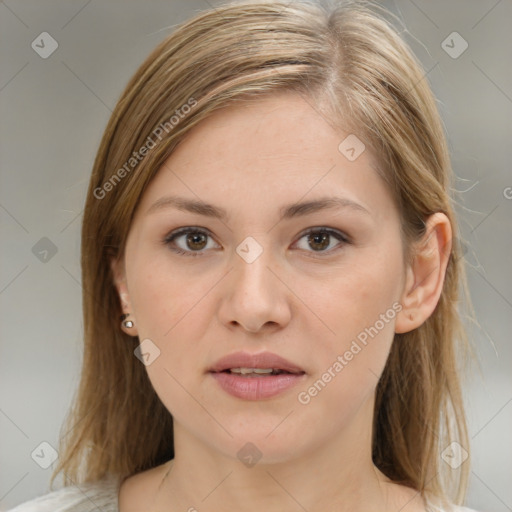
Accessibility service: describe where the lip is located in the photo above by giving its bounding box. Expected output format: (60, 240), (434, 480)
(210, 372), (306, 400)
(208, 351), (305, 374)
(208, 351), (306, 401)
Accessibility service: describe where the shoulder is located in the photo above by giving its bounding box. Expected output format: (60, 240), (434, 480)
(118, 461), (171, 512)
(6, 475), (121, 512)
(430, 504), (481, 512)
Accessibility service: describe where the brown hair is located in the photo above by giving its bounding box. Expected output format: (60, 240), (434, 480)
(50, 0), (474, 506)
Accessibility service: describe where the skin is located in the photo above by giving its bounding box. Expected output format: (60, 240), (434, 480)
(111, 91), (452, 512)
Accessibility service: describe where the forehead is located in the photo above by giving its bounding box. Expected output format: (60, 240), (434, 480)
(174, 92), (355, 165)
(137, 92), (396, 224)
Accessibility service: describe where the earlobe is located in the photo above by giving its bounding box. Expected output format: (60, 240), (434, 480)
(109, 255), (139, 337)
(395, 264), (417, 333)
(395, 213), (452, 334)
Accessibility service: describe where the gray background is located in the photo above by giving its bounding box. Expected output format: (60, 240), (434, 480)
(1, 0), (511, 510)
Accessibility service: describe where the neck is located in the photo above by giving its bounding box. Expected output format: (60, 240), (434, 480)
(150, 398), (421, 512)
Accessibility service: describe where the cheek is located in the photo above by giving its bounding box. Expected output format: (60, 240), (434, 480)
(128, 256), (207, 337)
(298, 247), (402, 394)
(310, 250), (402, 341)
(128, 258), (215, 400)
(131, 264), (209, 418)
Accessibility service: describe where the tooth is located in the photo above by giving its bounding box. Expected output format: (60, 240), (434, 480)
(230, 368), (275, 374)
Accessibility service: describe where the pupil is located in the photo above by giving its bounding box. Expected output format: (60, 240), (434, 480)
(187, 232), (206, 250)
(185, 232), (330, 252)
(309, 232), (329, 250)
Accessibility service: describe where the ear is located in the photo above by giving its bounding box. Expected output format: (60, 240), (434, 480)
(395, 212), (452, 334)
(110, 254), (139, 336)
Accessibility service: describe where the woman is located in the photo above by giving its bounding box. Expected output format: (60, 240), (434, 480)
(9, 0), (478, 511)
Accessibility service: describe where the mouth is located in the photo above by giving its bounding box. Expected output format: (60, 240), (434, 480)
(208, 351), (306, 400)
(213, 368), (304, 376)
(208, 350), (306, 375)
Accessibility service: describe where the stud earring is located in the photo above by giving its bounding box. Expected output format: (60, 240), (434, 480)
(120, 313), (135, 329)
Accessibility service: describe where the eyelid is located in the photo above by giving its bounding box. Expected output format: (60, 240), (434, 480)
(163, 226), (220, 256)
(295, 226), (351, 244)
(291, 227), (350, 257)
(163, 226), (351, 257)
(163, 226), (216, 242)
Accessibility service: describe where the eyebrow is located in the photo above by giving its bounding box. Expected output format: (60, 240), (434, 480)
(145, 195), (371, 221)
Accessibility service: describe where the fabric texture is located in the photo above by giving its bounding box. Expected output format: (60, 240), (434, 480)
(7, 475), (122, 512)
(7, 477), (481, 512)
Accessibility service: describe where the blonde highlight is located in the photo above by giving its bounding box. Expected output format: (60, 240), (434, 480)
(50, 1), (474, 507)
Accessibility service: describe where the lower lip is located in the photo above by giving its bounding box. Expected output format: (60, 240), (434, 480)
(210, 371), (306, 400)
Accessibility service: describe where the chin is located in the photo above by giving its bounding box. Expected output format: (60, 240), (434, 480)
(214, 427), (307, 466)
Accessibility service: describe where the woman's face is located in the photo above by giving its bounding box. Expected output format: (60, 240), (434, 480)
(114, 92), (410, 463)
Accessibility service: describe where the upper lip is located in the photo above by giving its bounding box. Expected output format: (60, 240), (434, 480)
(209, 351), (305, 374)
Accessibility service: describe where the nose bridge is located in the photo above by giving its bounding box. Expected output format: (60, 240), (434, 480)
(232, 235), (276, 298)
(218, 235), (290, 332)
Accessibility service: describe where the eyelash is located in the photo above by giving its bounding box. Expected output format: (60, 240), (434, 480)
(162, 227), (351, 258)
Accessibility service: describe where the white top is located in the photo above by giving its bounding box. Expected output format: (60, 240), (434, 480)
(6, 476), (481, 512)
(7, 475), (121, 512)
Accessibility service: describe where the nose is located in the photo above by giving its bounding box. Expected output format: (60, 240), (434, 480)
(217, 244), (292, 334)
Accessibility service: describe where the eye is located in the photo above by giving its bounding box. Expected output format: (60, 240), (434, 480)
(163, 226), (350, 257)
(163, 228), (219, 257)
(293, 227), (349, 255)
